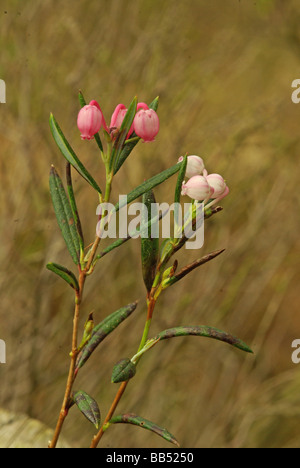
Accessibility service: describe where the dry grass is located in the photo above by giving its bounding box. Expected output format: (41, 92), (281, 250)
(0, 0), (300, 448)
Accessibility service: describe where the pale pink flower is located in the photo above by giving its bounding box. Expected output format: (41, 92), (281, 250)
(205, 173), (227, 198)
(178, 155), (205, 178)
(181, 175), (213, 201)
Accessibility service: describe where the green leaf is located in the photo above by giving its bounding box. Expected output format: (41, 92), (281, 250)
(78, 89), (86, 108)
(174, 154), (187, 233)
(49, 166), (80, 264)
(46, 262), (79, 291)
(149, 96), (159, 112)
(78, 90), (103, 153)
(114, 162), (182, 213)
(174, 154), (187, 205)
(166, 249), (225, 287)
(141, 190), (159, 292)
(108, 413), (179, 447)
(113, 137), (138, 175)
(49, 113), (102, 194)
(74, 391), (101, 429)
(153, 326), (253, 354)
(76, 301), (138, 371)
(111, 96), (138, 173)
(111, 358), (136, 383)
(66, 163), (84, 251)
(113, 96), (160, 174)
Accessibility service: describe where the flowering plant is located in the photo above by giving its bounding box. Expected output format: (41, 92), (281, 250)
(47, 93), (252, 448)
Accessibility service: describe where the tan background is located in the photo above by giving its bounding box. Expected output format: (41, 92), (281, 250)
(0, 0), (300, 448)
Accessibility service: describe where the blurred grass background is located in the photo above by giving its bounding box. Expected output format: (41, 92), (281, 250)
(0, 0), (300, 448)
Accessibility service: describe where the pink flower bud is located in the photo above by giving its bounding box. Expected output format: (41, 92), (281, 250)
(110, 104), (127, 129)
(178, 155), (205, 178)
(77, 101), (103, 140)
(133, 109), (159, 142)
(110, 102), (150, 138)
(181, 175), (213, 201)
(206, 173), (227, 198)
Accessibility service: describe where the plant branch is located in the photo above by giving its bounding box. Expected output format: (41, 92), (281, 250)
(89, 297), (157, 448)
(49, 271), (86, 448)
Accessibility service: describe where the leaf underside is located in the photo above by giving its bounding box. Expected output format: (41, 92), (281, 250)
(109, 413), (179, 447)
(74, 391), (101, 429)
(153, 326), (253, 354)
(49, 166), (80, 264)
(76, 301), (138, 370)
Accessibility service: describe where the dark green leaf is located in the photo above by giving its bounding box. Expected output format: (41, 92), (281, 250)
(109, 413), (179, 447)
(46, 262), (79, 291)
(76, 301), (138, 371)
(174, 154), (187, 232)
(78, 90), (103, 152)
(74, 391), (101, 429)
(141, 190), (159, 292)
(174, 154), (187, 205)
(111, 96), (138, 173)
(166, 249), (225, 287)
(66, 162), (84, 250)
(49, 166), (80, 264)
(114, 162), (182, 213)
(113, 96), (159, 174)
(49, 113), (102, 194)
(153, 326), (253, 354)
(111, 358), (136, 383)
(113, 136), (138, 175)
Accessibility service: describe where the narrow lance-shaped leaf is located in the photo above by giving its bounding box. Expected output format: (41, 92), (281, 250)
(149, 96), (159, 112)
(114, 161), (183, 213)
(76, 301), (138, 371)
(108, 413), (179, 447)
(111, 358), (136, 383)
(111, 96), (137, 173)
(49, 166), (80, 264)
(46, 262), (79, 291)
(141, 190), (159, 292)
(66, 162), (84, 251)
(114, 96), (160, 174)
(78, 90), (86, 108)
(78, 90), (103, 153)
(153, 326), (253, 354)
(174, 154), (187, 232)
(73, 391), (101, 429)
(165, 249), (225, 288)
(49, 113), (102, 194)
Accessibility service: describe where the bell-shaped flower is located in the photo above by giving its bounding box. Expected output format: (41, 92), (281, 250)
(77, 101), (103, 140)
(181, 175), (213, 201)
(133, 108), (159, 142)
(178, 155), (205, 178)
(205, 173), (227, 198)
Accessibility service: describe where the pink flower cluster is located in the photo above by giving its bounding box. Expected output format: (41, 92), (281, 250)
(179, 155), (229, 203)
(77, 100), (159, 143)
